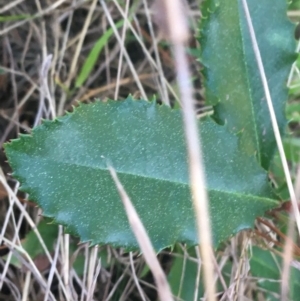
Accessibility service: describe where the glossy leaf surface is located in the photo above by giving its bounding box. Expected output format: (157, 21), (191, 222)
(5, 99), (277, 250)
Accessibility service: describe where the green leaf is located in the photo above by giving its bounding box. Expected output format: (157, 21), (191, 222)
(5, 98), (278, 250)
(250, 246), (300, 301)
(269, 135), (300, 200)
(283, 137), (300, 163)
(289, 0), (300, 10)
(200, 0), (296, 169)
(286, 102), (300, 123)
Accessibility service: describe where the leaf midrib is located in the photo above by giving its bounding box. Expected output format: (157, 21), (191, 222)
(26, 156), (278, 205)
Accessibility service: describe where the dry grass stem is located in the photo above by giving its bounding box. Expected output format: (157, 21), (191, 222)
(88, 259), (101, 301)
(281, 166), (300, 300)
(193, 247), (201, 301)
(22, 270), (31, 301)
(86, 245), (99, 300)
(63, 233), (71, 301)
(44, 226), (63, 301)
(0, 176), (69, 299)
(108, 165), (174, 301)
(241, 0), (300, 234)
(40, 54), (56, 121)
(0, 0), (73, 36)
(129, 252), (147, 301)
(100, 0), (148, 100)
(161, 0), (217, 300)
(109, 0), (179, 101)
(1, 236), (56, 300)
(241, 1), (300, 299)
(67, 0), (98, 87)
(0, 0), (25, 14)
(143, 0), (170, 105)
(114, 0), (130, 99)
(105, 265), (130, 301)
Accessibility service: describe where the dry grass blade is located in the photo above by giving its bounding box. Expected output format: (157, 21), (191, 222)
(159, 0), (217, 300)
(0, 176), (69, 300)
(129, 252), (147, 301)
(0, 0), (71, 36)
(114, 0), (130, 100)
(1, 236), (56, 301)
(44, 226), (63, 301)
(193, 247), (201, 301)
(106, 0), (178, 102)
(67, 0), (98, 87)
(280, 166), (300, 300)
(0, 0), (25, 14)
(22, 271), (31, 301)
(143, 0), (170, 105)
(100, 0), (148, 100)
(62, 233), (72, 301)
(108, 165), (174, 301)
(86, 245), (99, 301)
(40, 54), (55, 121)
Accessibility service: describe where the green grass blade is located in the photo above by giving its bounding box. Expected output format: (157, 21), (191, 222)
(75, 19), (125, 88)
(0, 15), (32, 22)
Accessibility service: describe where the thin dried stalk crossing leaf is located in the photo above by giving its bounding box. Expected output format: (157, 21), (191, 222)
(241, 0), (300, 235)
(161, 0), (216, 300)
(108, 166), (174, 301)
(241, 1), (300, 298)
